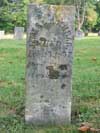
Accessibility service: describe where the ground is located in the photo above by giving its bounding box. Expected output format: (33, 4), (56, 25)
(0, 37), (100, 132)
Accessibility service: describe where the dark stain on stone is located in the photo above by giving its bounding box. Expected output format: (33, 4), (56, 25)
(61, 84), (66, 89)
(44, 22), (51, 29)
(62, 106), (65, 109)
(36, 23), (43, 28)
(40, 37), (47, 46)
(59, 105), (65, 109)
(33, 40), (39, 46)
(50, 89), (54, 91)
(40, 37), (46, 42)
(45, 99), (49, 103)
(40, 95), (44, 99)
(46, 66), (53, 70)
(35, 7), (42, 19)
(59, 64), (67, 70)
(46, 66), (59, 79)
(61, 73), (67, 78)
(48, 70), (59, 79)
(31, 28), (38, 36)
(51, 109), (53, 112)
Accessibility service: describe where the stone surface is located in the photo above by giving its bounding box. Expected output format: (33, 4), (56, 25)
(76, 30), (84, 38)
(14, 27), (24, 40)
(98, 31), (100, 36)
(0, 31), (5, 39)
(26, 4), (75, 126)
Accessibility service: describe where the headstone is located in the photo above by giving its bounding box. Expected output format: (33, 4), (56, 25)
(76, 30), (84, 39)
(0, 30), (5, 39)
(26, 4), (75, 126)
(98, 31), (100, 36)
(14, 27), (24, 40)
(85, 30), (88, 37)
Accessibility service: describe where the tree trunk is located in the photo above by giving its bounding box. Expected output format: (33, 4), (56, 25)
(75, 0), (86, 31)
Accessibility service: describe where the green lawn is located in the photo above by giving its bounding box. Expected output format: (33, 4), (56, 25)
(0, 37), (100, 132)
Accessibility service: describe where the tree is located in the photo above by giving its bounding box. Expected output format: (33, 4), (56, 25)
(0, 0), (29, 32)
(44, 0), (73, 5)
(84, 8), (97, 31)
(0, 0), (99, 33)
(44, 0), (95, 31)
(74, 0), (98, 31)
(74, 0), (87, 31)
(0, 0), (8, 7)
(94, 1), (100, 31)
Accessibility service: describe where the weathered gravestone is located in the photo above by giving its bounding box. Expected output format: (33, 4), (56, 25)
(98, 31), (100, 36)
(14, 27), (24, 40)
(26, 4), (75, 125)
(0, 30), (5, 39)
(76, 30), (84, 39)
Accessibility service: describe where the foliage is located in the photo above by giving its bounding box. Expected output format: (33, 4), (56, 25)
(0, 0), (100, 33)
(83, 7), (97, 31)
(0, 0), (8, 7)
(0, 0), (28, 33)
(93, 1), (100, 31)
(44, 0), (73, 5)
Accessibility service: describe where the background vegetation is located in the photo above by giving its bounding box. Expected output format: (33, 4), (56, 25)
(0, 0), (100, 33)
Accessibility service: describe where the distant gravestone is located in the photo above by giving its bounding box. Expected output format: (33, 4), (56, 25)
(76, 30), (84, 39)
(85, 30), (88, 37)
(14, 27), (24, 40)
(98, 31), (100, 36)
(26, 4), (75, 125)
(0, 31), (5, 39)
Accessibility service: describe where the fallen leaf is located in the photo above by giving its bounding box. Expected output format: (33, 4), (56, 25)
(90, 128), (100, 132)
(91, 57), (97, 62)
(78, 126), (90, 132)
(81, 122), (92, 127)
(8, 61), (13, 64)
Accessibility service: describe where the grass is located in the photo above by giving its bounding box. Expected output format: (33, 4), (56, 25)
(0, 37), (100, 132)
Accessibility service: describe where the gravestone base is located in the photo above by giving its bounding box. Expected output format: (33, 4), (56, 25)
(26, 4), (75, 126)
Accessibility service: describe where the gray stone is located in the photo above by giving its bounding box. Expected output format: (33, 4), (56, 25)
(26, 4), (75, 126)
(84, 30), (88, 37)
(98, 31), (100, 36)
(76, 30), (84, 39)
(0, 30), (5, 39)
(14, 27), (24, 40)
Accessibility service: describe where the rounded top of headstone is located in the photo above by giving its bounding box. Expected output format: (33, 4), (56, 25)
(28, 3), (75, 8)
(28, 3), (75, 23)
